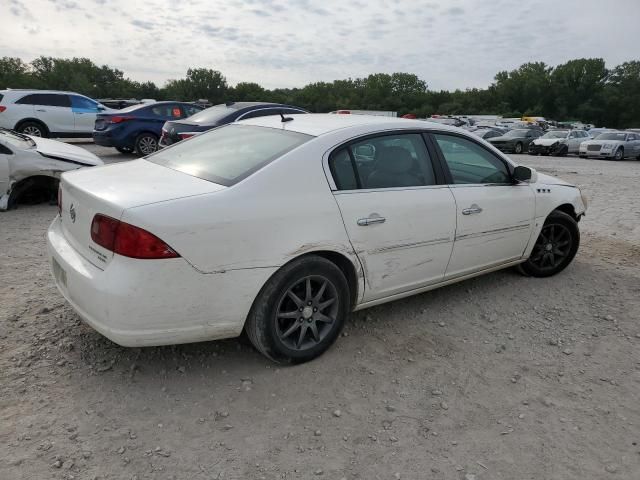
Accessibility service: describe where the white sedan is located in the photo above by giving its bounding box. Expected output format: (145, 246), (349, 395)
(47, 114), (587, 363)
(0, 128), (102, 210)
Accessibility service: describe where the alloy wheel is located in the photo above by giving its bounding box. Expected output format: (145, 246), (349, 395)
(138, 136), (157, 155)
(274, 275), (339, 351)
(529, 223), (572, 271)
(22, 125), (42, 137)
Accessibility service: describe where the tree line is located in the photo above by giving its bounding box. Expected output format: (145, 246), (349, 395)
(1, 56), (639, 128)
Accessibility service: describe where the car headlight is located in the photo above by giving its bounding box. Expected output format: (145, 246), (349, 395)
(602, 143), (613, 149)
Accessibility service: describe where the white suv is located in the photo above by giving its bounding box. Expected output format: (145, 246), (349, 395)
(0, 89), (111, 138)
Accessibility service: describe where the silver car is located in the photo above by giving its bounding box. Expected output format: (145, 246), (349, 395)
(579, 132), (640, 160)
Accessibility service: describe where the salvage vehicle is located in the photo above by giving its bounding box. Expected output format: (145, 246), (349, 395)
(159, 102), (308, 148)
(579, 131), (640, 160)
(488, 128), (543, 153)
(47, 114), (587, 363)
(0, 89), (113, 138)
(528, 129), (590, 156)
(93, 101), (204, 155)
(0, 128), (102, 210)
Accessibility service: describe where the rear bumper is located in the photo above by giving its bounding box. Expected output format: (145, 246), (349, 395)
(46, 215), (276, 347)
(92, 131), (117, 147)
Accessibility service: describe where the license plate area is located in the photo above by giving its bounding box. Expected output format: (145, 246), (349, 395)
(52, 257), (68, 290)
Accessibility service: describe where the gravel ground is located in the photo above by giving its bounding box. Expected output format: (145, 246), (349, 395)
(1, 146), (639, 480)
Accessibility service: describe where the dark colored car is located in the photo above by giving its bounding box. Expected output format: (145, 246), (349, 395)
(487, 128), (542, 154)
(159, 102), (309, 148)
(471, 128), (504, 140)
(93, 102), (204, 155)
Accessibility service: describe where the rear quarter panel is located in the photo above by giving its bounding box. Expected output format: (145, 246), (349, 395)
(121, 136), (360, 275)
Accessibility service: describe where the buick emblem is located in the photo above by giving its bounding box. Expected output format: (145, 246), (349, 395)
(69, 203), (76, 223)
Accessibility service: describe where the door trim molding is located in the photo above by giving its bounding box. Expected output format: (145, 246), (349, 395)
(354, 258), (524, 311)
(455, 223), (531, 241)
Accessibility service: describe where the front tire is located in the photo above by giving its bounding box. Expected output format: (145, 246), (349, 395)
(245, 255), (350, 363)
(514, 142), (523, 154)
(519, 210), (579, 277)
(614, 147), (624, 160)
(555, 145), (568, 157)
(134, 133), (158, 156)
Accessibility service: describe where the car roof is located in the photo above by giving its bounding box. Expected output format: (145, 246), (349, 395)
(240, 113), (462, 136)
(0, 89), (85, 95)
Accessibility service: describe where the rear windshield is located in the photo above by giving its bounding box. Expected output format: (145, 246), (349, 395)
(187, 105), (236, 123)
(149, 124), (313, 186)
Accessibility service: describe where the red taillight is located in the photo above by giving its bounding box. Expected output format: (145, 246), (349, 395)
(57, 186), (62, 216)
(0, 106), (6, 113)
(108, 116), (133, 124)
(90, 214), (179, 260)
(178, 132), (195, 139)
(336, 110), (351, 114)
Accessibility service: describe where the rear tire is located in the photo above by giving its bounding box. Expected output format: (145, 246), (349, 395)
(17, 121), (48, 138)
(519, 210), (579, 278)
(514, 142), (523, 154)
(245, 255), (350, 364)
(134, 133), (158, 156)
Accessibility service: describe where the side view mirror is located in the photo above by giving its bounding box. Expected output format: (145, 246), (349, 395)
(514, 165), (537, 183)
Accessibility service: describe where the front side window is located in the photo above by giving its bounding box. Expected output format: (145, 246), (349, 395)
(183, 104), (203, 116)
(330, 133), (437, 190)
(70, 95), (98, 110)
(433, 134), (511, 185)
(149, 124), (312, 186)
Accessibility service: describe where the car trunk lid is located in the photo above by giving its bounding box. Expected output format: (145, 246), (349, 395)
(59, 159), (226, 269)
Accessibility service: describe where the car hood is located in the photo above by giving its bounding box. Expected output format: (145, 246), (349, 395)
(32, 137), (103, 166)
(535, 172), (575, 187)
(532, 138), (565, 146)
(580, 139), (622, 147)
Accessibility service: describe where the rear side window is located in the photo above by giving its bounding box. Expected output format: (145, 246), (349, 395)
(150, 104), (182, 118)
(0, 93), (4, 103)
(16, 93), (71, 107)
(149, 124), (313, 186)
(183, 104), (203, 116)
(330, 133), (437, 190)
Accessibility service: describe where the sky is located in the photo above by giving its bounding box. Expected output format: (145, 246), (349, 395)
(2, 0), (640, 91)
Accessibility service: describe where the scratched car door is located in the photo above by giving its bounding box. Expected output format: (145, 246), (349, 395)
(329, 132), (457, 301)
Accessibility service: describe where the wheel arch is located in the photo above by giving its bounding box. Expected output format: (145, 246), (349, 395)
(554, 203), (579, 221)
(7, 174), (59, 209)
(14, 118), (49, 134)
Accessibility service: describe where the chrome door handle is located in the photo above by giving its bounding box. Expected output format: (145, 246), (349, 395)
(357, 216), (386, 226)
(36, 109), (46, 112)
(462, 204), (483, 215)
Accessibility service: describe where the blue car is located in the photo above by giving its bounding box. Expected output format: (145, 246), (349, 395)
(93, 101), (204, 155)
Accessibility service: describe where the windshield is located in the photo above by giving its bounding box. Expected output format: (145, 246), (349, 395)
(0, 128), (36, 148)
(541, 131), (568, 139)
(504, 129), (530, 137)
(187, 105), (235, 123)
(149, 124), (313, 186)
(595, 132), (626, 141)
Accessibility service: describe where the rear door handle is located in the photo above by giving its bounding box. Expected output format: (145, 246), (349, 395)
(36, 109), (46, 112)
(357, 216), (386, 226)
(462, 204), (483, 215)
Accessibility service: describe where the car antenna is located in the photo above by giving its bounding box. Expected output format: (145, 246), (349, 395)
(280, 110), (293, 123)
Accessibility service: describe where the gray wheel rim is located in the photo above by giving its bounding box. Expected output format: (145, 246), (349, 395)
(515, 143), (522, 153)
(138, 136), (157, 155)
(529, 223), (572, 271)
(22, 126), (42, 136)
(275, 275), (339, 351)
(615, 149), (623, 160)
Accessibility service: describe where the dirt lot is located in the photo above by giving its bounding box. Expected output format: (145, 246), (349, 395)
(1, 148), (639, 480)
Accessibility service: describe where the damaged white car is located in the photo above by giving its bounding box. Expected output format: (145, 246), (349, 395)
(0, 128), (102, 210)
